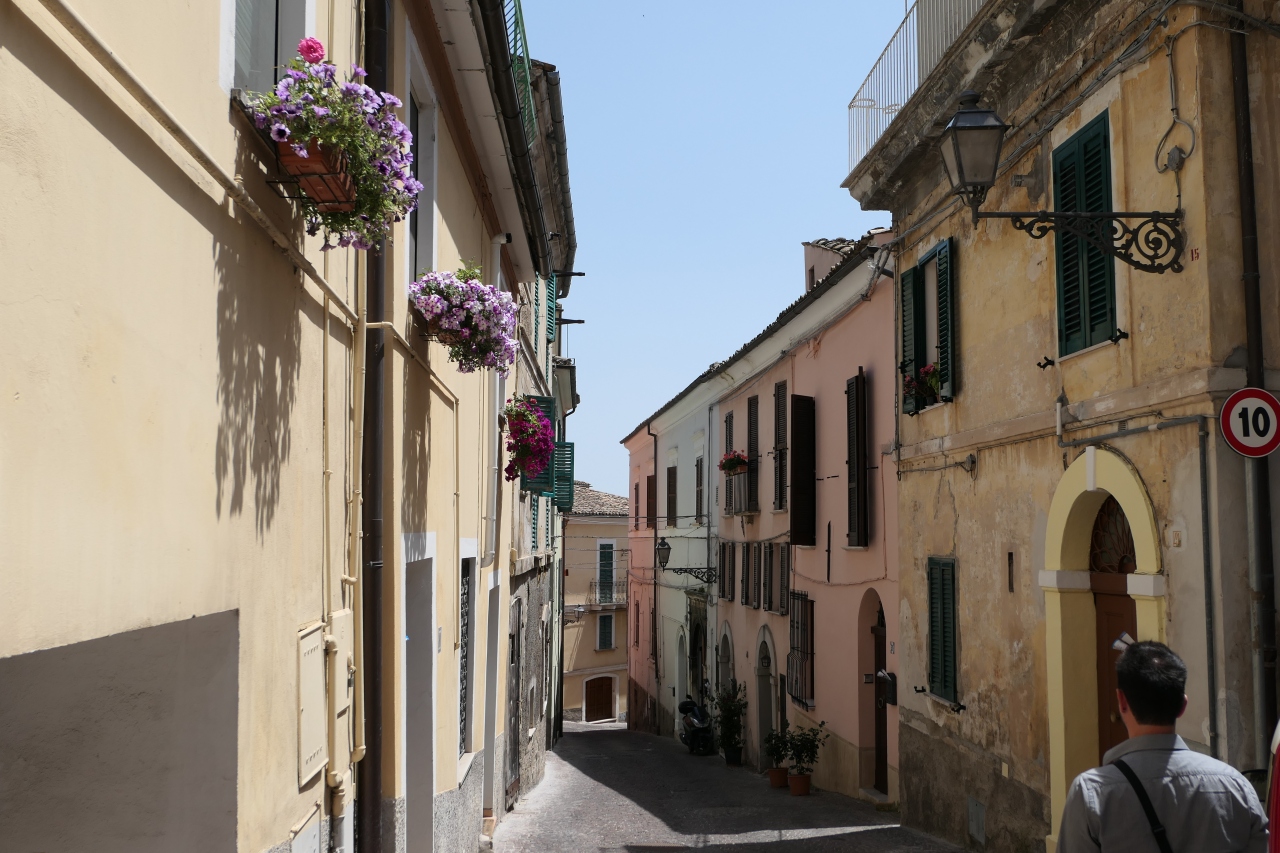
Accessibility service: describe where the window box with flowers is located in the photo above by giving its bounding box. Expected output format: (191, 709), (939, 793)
(903, 362), (944, 413)
(408, 264), (517, 375)
(244, 38), (422, 250)
(718, 450), (748, 475)
(503, 396), (555, 485)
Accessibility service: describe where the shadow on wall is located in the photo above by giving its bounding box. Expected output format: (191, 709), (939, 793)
(213, 140), (310, 534)
(0, 611), (239, 852)
(401, 352), (431, 535)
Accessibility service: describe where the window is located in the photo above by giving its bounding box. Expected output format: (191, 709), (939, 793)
(597, 541), (615, 604)
(597, 614), (615, 650)
(645, 474), (657, 529)
(927, 557), (959, 702)
(634, 482), (640, 531)
(407, 89), (437, 279)
(846, 368), (870, 547)
(1055, 111), (1115, 355)
(694, 457), (704, 524)
(900, 238), (957, 413)
(746, 397), (760, 511)
(634, 602), (640, 646)
(666, 465), (678, 528)
(774, 382), (788, 510)
(234, 0), (306, 94)
(790, 395), (817, 546)
(787, 591), (814, 707)
(763, 544), (774, 611)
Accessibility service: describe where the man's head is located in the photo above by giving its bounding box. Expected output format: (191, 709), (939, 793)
(1116, 641), (1188, 730)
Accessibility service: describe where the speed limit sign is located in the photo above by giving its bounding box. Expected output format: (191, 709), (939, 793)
(1221, 388), (1280, 458)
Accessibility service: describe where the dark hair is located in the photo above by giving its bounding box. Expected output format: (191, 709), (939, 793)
(1116, 641), (1187, 725)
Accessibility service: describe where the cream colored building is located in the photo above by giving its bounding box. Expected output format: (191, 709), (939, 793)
(561, 482), (630, 723)
(0, 1), (576, 851)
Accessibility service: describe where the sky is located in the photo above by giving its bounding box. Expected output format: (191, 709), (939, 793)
(525, 1), (904, 497)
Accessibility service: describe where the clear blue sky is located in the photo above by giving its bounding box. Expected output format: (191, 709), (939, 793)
(526, 1), (902, 497)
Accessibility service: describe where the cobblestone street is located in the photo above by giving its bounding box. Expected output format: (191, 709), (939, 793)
(493, 723), (956, 852)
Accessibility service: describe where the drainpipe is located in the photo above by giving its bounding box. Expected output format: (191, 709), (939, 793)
(357, 0), (389, 849)
(482, 234), (512, 569)
(1230, 0), (1276, 766)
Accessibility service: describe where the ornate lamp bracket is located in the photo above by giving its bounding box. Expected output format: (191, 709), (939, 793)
(666, 566), (717, 584)
(979, 210), (1185, 274)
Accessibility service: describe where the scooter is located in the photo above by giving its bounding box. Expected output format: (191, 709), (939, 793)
(677, 693), (715, 755)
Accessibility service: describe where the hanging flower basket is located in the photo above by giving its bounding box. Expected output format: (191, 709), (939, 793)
(503, 396), (554, 482)
(719, 450), (748, 474)
(275, 139), (356, 212)
(245, 37), (422, 250)
(408, 266), (517, 375)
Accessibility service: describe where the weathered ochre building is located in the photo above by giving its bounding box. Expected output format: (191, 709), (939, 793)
(0, 1), (576, 851)
(844, 1), (1280, 850)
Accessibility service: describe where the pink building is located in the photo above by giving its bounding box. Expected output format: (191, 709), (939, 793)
(716, 230), (901, 802)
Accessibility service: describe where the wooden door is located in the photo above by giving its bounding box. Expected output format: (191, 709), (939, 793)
(1094, 588), (1137, 760)
(872, 606), (888, 794)
(584, 677), (612, 722)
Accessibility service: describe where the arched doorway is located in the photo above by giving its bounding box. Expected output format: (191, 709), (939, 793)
(1042, 446), (1163, 848)
(584, 676), (614, 722)
(755, 628), (776, 771)
(717, 632), (732, 691)
(1090, 495), (1138, 759)
(857, 588), (888, 794)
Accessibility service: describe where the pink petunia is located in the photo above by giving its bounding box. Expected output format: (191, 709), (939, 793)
(298, 37), (325, 63)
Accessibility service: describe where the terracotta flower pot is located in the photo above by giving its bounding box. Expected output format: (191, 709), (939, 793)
(787, 773), (811, 796)
(768, 767), (789, 788)
(276, 139), (356, 212)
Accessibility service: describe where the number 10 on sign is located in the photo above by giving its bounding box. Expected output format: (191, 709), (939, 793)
(1221, 388), (1280, 458)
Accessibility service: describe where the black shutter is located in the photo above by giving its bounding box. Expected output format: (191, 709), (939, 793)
(645, 474), (657, 529)
(846, 369), (870, 547)
(935, 239), (957, 400)
(752, 543), (761, 609)
(666, 465), (678, 528)
(718, 542), (725, 592)
(927, 557), (959, 702)
(900, 265), (925, 414)
(1055, 111), (1114, 355)
(728, 543), (736, 602)
(741, 542), (750, 605)
(633, 482), (640, 530)
(779, 544), (790, 615)
(724, 411), (734, 455)
(763, 544), (774, 611)
(774, 382), (788, 510)
(695, 457), (704, 524)
(746, 396), (760, 511)
(790, 395), (817, 546)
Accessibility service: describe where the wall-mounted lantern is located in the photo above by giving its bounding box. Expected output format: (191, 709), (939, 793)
(940, 90), (1185, 274)
(656, 536), (716, 584)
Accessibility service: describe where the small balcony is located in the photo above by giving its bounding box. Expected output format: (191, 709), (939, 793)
(847, 0), (987, 174)
(587, 580), (628, 607)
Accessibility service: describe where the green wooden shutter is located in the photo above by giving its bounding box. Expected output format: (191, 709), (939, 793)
(935, 238), (958, 400)
(1055, 111), (1114, 355)
(553, 442), (574, 510)
(789, 395), (817, 546)
(546, 275), (557, 342)
(520, 395), (557, 495)
(846, 368), (869, 547)
(927, 557), (958, 701)
(900, 265), (925, 414)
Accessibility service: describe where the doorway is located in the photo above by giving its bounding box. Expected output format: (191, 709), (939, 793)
(505, 598), (522, 810)
(871, 604), (888, 794)
(691, 624), (705, 699)
(1090, 495), (1138, 760)
(756, 636), (774, 771)
(677, 634), (688, 702)
(584, 676), (613, 722)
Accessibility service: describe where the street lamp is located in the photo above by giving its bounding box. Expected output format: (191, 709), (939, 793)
(939, 91), (1008, 224)
(656, 537), (672, 570)
(938, 91), (1185, 274)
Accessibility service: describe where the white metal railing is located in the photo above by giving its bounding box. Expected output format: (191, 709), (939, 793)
(847, 0), (987, 173)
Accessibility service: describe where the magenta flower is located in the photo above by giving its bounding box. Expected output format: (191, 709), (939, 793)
(298, 37), (325, 63)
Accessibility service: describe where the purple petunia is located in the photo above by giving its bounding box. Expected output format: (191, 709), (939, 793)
(270, 122), (290, 141)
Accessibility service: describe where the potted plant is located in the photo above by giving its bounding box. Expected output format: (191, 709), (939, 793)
(719, 450), (748, 475)
(763, 721), (791, 788)
(903, 363), (942, 408)
(502, 396), (554, 483)
(787, 720), (830, 796)
(712, 679), (748, 766)
(245, 38), (422, 250)
(408, 263), (517, 375)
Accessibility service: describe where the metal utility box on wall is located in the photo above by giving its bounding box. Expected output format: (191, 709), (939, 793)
(298, 623), (327, 785)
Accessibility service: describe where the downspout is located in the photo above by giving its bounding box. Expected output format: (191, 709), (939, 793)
(475, 0), (550, 277)
(1230, 1), (1277, 766)
(483, 233), (512, 569)
(545, 70), (577, 295)
(357, 0), (389, 849)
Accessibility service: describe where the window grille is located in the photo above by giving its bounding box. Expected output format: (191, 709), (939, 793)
(787, 590), (814, 707)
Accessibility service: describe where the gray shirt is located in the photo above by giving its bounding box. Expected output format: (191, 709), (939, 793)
(1059, 734), (1268, 853)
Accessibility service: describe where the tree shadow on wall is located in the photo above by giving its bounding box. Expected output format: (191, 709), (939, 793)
(213, 136), (311, 534)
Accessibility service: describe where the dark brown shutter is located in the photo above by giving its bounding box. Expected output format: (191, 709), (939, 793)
(645, 474), (657, 529)
(763, 544), (774, 611)
(774, 382), (788, 510)
(741, 542), (750, 605)
(746, 396), (760, 511)
(666, 465), (678, 528)
(724, 412), (734, 455)
(846, 368), (870, 547)
(752, 543), (761, 609)
(779, 544), (790, 615)
(695, 457), (704, 523)
(790, 395), (817, 546)
(728, 543), (736, 602)
(633, 482), (640, 530)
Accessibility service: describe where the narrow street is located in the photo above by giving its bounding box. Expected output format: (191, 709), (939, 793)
(493, 723), (956, 852)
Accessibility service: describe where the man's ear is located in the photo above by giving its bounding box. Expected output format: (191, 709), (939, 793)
(1116, 689), (1130, 714)
(1177, 694), (1188, 720)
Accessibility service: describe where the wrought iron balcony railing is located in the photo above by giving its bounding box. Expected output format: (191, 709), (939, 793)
(847, 0), (987, 173)
(587, 580), (628, 606)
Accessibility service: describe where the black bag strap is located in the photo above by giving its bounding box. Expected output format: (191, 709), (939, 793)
(1112, 758), (1174, 853)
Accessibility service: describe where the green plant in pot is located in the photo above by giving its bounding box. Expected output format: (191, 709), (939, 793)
(787, 720), (830, 796)
(763, 720), (791, 788)
(712, 679), (748, 766)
